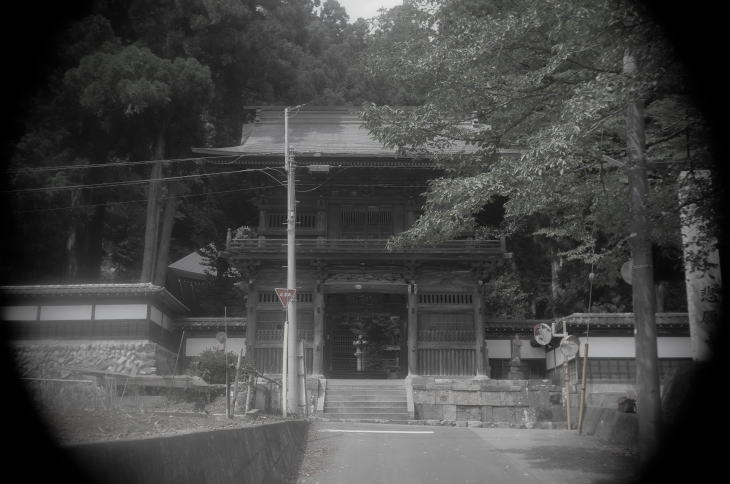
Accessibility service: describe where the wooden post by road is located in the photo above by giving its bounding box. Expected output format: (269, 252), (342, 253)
(298, 339), (307, 416)
(564, 360), (571, 430)
(407, 282), (418, 375)
(625, 49), (661, 459)
(578, 343), (589, 433)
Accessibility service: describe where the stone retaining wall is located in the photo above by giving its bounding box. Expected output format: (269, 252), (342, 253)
(411, 377), (564, 426)
(13, 341), (177, 377)
(68, 420), (308, 484)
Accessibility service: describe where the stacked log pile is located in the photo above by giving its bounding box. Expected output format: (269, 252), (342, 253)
(13, 341), (162, 378)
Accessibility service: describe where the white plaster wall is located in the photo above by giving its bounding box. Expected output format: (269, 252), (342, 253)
(39, 305), (92, 321)
(161, 312), (172, 330)
(2, 306), (38, 321)
(657, 337), (692, 358)
(546, 336), (691, 369)
(486, 339), (545, 359)
(150, 305), (163, 325)
(185, 338), (247, 357)
(579, 337), (635, 358)
(94, 304), (148, 320)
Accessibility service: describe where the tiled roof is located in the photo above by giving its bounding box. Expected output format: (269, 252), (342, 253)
(484, 313), (689, 335)
(561, 312), (689, 327)
(1, 283), (165, 296)
(177, 317), (247, 329)
(168, 251), (213, 280)
(0, 283), (189, 314)
(192, 106), (523, 161)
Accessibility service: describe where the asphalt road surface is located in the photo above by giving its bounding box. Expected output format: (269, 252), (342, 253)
(295, 422), (640, 484)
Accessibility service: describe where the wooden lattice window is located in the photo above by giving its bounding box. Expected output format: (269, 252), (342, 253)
(418, 293), (473, 305)
(418, 312), (474, 342)
(255, 310), (313, 341)
(258, 291), (313, 305)
(340, 205), (392, 235)
(265, 212), (316, 230)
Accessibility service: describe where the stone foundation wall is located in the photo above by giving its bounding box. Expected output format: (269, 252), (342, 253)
(13, 340), (176, 377)
(411, 377), (564, 427)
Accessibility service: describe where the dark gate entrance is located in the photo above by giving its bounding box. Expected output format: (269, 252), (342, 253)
(324, 293), (407, 379)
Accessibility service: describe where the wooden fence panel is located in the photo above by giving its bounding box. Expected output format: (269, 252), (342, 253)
(254, 346), (313, 375)
(417, 348), (475, 376)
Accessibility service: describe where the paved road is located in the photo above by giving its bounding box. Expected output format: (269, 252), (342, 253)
(295, 422), (639, 484)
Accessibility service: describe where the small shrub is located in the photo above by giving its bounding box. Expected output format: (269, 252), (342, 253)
(189, 349), (239, 384)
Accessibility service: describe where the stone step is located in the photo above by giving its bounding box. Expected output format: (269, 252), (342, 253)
(327, 395), (406, 402)
(326, 396), (406, 403)
(326, 376), (398, 379)
(328, 380), (404, 385)
(322, 413), (410, 420)
(327, 374), (389, 379)
(328, 394), (405, 397)
(324, 407), (409, 415)
(327, 379), (404, 383)
(327, 387), (406, 393)
(325, 401), (407, 408)
(327, 382), (405, 387)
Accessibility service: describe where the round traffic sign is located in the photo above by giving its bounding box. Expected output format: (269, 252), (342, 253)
(533, 323), (553, 346)
(620, 260), (632, 285)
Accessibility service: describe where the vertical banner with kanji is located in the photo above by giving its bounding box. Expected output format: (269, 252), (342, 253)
(679, 170), (722, 361)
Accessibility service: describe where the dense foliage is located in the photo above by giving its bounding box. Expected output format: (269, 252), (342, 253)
(5, 0), (406, 285)
(4, 0), (719, 320)
(362, 0), (718, 316)
(189, 349), (241, 384)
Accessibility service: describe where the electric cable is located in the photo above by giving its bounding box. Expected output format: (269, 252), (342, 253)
(6, 154), (245, 175)
(12, 184), (284, 213)
(4, 167), (275, 194)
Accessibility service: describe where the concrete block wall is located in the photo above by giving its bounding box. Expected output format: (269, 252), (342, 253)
(411, 377), (564, 426)
(69, 420), (308, 484)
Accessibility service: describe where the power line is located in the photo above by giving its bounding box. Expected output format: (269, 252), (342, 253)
(10, 183), (427, 213)
(12, 184), (286, 214)
(6, 154), (246, 175)
(5, 167), (276, 194)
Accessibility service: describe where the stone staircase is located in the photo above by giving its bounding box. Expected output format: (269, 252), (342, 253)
(323, 379), (410, 421)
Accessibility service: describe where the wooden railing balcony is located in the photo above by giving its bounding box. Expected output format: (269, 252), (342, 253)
(225, 237), (506, 261)
(256, 328), (314, 343)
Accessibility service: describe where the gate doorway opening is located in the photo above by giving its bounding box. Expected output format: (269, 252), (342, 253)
(324, 293), (407, 379)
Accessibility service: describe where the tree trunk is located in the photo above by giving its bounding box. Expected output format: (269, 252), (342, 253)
(66, 229), (79, 281)
(549, 245), (562, 317)
(624, 49), (661, 461)
(79, 202), (107, 281)
(153, 181), (179, 286)
(140, 131), (166, 283)
(66, 189), (82, 281)
(140, 162), (162, 282)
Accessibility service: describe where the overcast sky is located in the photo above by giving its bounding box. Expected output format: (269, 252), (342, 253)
(336, 0), (403, 22)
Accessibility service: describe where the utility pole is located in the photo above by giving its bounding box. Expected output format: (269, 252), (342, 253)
(624, 50), (661, 460)
(225, 306), (230, 418)
(284, 106), (300, 415)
